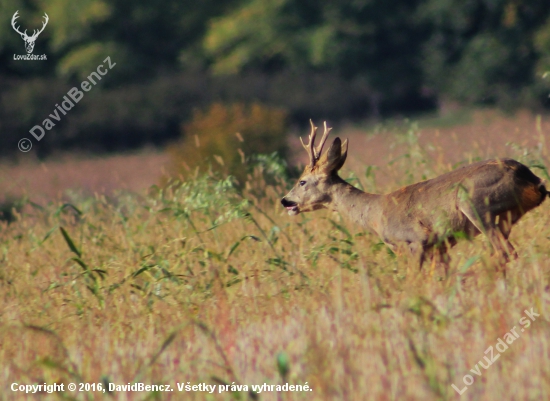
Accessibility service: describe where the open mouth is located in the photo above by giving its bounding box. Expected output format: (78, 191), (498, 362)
(285, 205), (299, 215)
(281, 198), (299, 215)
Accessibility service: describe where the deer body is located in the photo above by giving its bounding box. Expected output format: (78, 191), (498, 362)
(281, 121), (547, 275)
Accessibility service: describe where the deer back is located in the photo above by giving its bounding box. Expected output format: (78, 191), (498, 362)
(374, 159), (545, 245)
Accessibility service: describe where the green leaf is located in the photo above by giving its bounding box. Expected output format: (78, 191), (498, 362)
(328, 219), (351, 239)
(59, 227), (81, 258)
(276, 352), (290, 380)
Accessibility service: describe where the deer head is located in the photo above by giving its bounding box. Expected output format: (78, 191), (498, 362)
(11, 11), (49, 54)
(281, 120), (348, 215)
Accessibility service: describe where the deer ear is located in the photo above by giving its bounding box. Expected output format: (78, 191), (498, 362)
(323, 137), (348, 173)
(336, 138), (348, 170)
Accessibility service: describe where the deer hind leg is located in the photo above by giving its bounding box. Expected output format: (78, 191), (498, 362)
(460, 206), (516, 273)
(484, 211), (519, 265)
(496, 210), (520, 260)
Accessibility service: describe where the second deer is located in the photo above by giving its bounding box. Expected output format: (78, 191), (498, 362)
(281, 121), (547, 276)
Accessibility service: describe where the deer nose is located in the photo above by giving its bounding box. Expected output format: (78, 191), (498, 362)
(281, 197), (294, 207)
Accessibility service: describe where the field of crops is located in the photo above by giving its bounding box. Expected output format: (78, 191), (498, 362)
(1, 111), (550, 400)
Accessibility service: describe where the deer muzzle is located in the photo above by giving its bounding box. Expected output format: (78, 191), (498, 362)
(281, 197), (299, 215)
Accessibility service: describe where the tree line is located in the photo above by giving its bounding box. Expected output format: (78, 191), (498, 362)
(1, 0), (550, 156)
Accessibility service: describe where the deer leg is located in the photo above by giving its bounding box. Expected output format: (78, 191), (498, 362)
(492, 231), (517, 263)
(423, 242), (451, 279)
(497, 212), (518, 260)
(408, 240), (451, 279)
(429, 250), (438, 278)
(436, 244), (451, 279)
(480, 212), (517, 265)
(460, 206), (514, 274)
(408, 242), (426, 271)
(486, 228), (516, 265)
(412, 243), (449, 279)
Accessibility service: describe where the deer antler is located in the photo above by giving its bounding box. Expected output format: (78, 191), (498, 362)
(316, 121), (332, 157)
(300, 120), (332, 168)
(11, 11), (48, 39)
(300, 120), (318, 168)
(11, 11), (26, 38)
(32, 13), (49, 39)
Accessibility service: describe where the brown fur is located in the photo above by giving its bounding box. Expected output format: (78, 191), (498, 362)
(520, 185), (545, 210)
(281, 123), (547, 277)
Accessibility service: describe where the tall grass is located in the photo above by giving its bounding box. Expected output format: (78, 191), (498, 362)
(1, 124), (550, 401)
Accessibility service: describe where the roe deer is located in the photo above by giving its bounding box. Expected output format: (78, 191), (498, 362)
(281, 121), (547, 276)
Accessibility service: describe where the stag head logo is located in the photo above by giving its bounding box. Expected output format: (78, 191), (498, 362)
(11, 11), (49, 54)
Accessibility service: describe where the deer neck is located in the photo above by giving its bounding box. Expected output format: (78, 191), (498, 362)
(327, 177), (381, 230)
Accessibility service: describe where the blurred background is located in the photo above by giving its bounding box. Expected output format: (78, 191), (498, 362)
(1, 0), (550, 200)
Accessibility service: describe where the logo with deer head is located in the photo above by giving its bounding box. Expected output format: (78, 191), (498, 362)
(11, 11), (49, 54)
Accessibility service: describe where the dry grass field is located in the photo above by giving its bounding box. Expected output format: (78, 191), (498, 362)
(1, 110), (550, 400)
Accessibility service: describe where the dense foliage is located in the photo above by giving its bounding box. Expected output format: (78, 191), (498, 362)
(167, 102), (289, 184)
(1, 0), (550, 155)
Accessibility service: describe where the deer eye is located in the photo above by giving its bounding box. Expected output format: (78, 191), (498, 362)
(299, 180), (306, 187)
